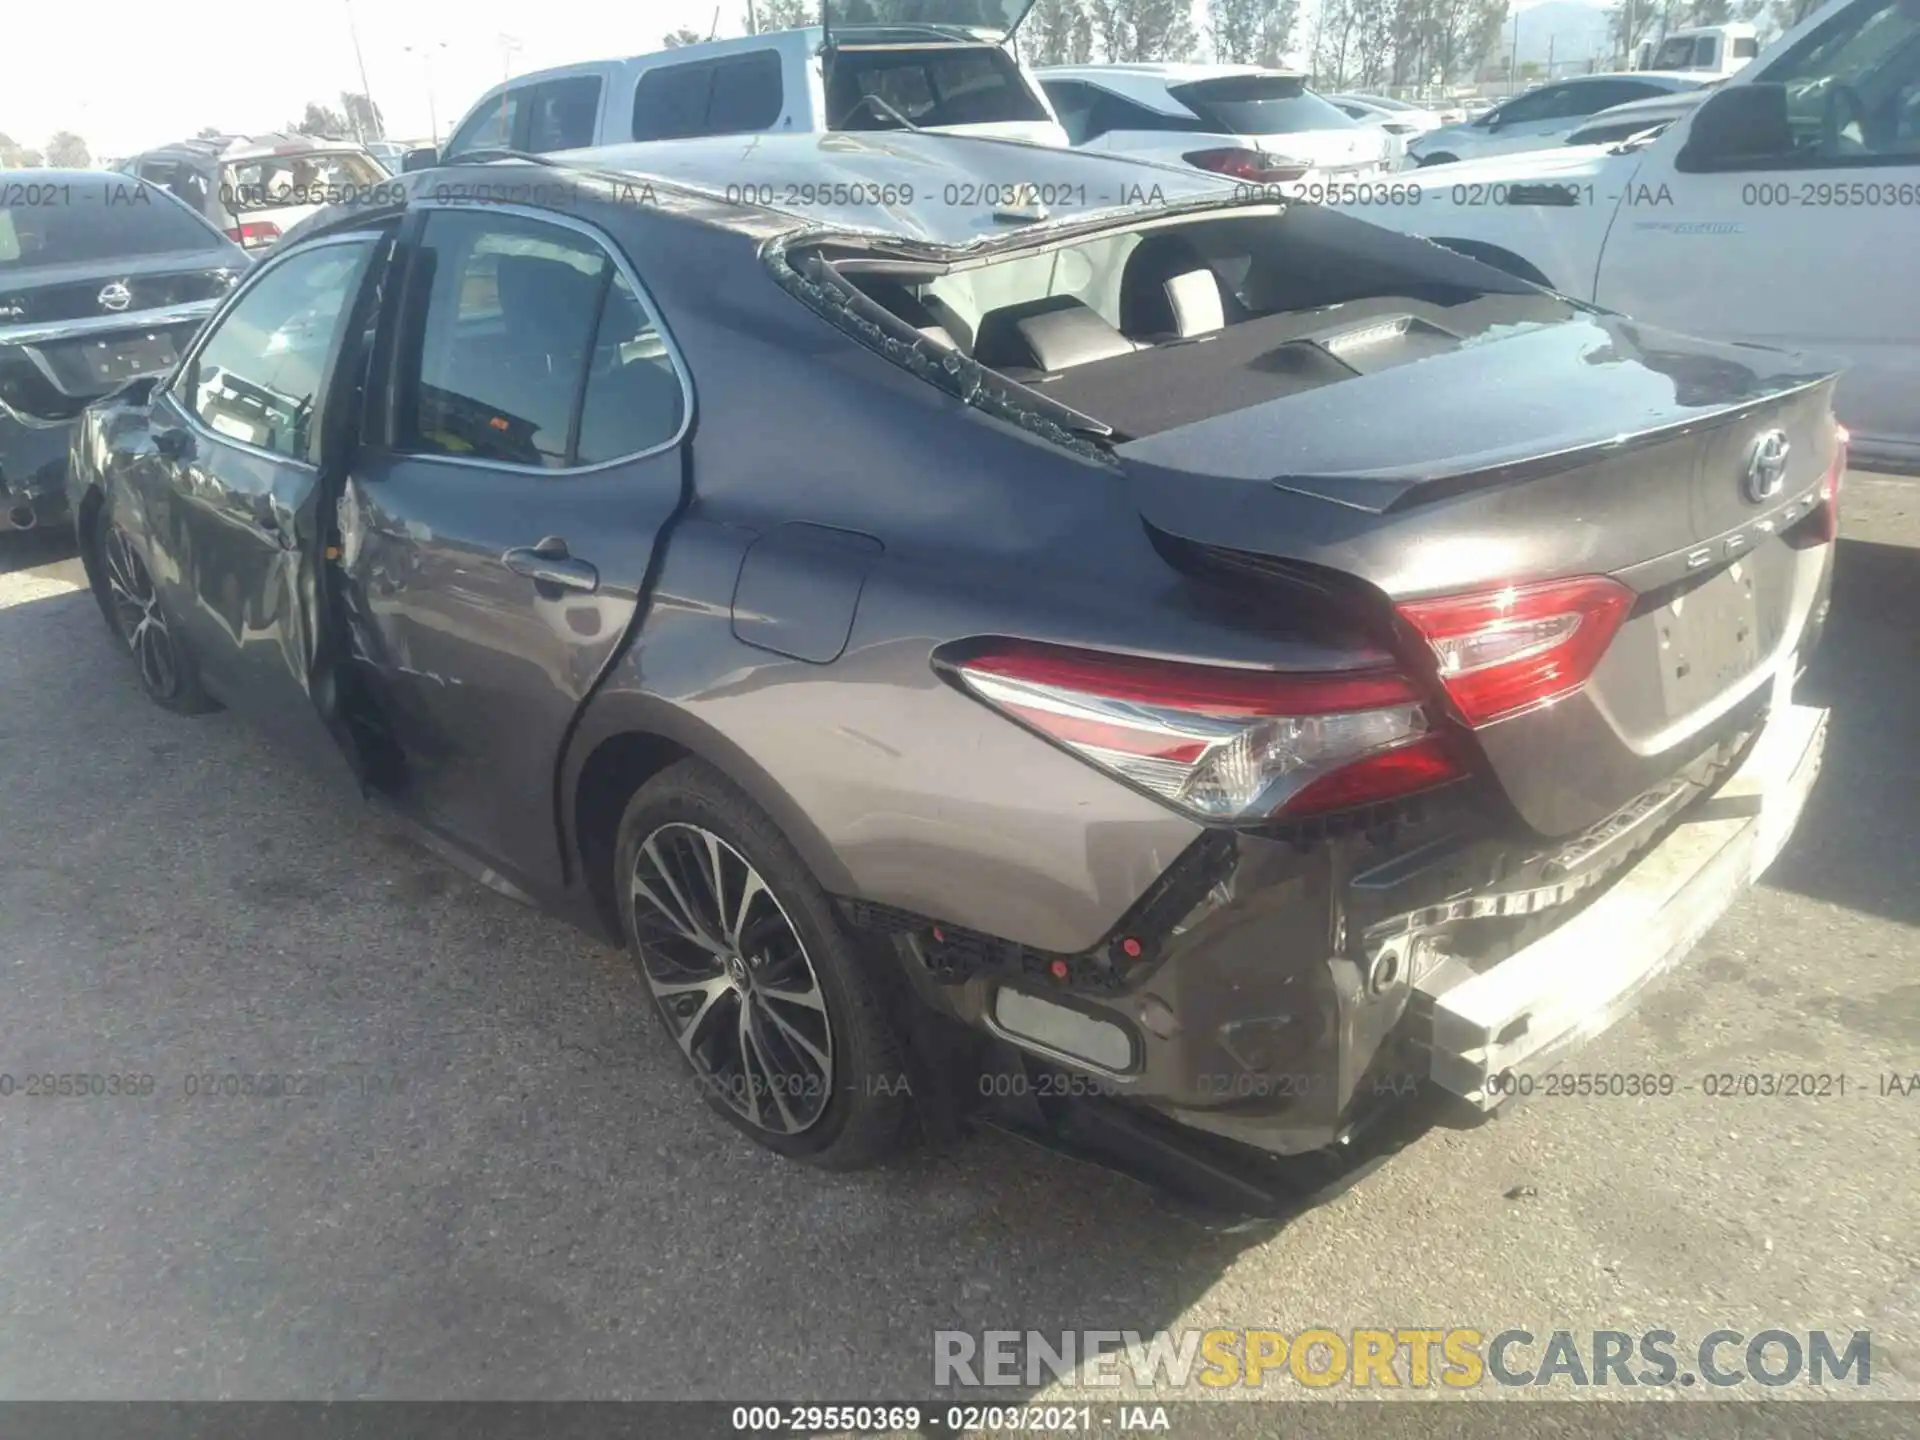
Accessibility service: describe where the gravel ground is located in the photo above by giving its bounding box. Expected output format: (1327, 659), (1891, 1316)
(0, 477), (1914, 1421)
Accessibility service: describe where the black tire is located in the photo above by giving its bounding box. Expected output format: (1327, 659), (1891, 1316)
(90, 504), (219, 716)
(615, 759), (912, 1169)
(1418, 152), (1459, 167)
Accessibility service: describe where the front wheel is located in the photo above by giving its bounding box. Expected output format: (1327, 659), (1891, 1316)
(615, 759), (912, 1169)
(1418, 152), (1459, 167)
(92, 510), (218, 715)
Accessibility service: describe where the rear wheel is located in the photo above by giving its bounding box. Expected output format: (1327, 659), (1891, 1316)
(615, 759), (911, 1168)
(1418, 151), (1459, 166)
(93, 511), (217, 715)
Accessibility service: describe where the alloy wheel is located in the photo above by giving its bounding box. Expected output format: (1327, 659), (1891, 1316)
(630, 822), (834, 1135)
(102, 526), (178, 699)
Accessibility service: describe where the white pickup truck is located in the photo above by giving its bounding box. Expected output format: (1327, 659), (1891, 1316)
(1337, 0), (1920, 469)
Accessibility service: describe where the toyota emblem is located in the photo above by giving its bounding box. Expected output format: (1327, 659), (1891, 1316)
(1743, 429), (1791, 504)
(97, 281), (133, 313)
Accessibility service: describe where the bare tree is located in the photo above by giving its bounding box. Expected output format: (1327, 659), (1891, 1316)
(287, 102), (351, 139)
(663, 26), (705, 46)
(341, 92), (386, 141)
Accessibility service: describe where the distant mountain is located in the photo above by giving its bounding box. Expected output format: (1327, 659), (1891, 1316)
(1507, 0), (1615, 68)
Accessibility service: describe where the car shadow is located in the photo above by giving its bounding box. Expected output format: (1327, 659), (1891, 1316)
(1764, 537), (1919, 929)
(0, 526), (79, 576)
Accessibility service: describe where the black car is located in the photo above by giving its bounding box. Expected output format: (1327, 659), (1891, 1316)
(64, 136), (1838, 1200)
(1, 172), (245, 532)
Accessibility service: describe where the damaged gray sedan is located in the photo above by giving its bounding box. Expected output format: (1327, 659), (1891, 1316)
(64, 134), (1839, 1206)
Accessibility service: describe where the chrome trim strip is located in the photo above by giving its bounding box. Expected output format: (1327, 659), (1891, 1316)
(0, 301), (221, 348)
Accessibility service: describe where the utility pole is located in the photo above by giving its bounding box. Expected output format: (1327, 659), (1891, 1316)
(405, 41), (448, 144)
(341, 0), (377, 140)
(1509, 14), (1520, 90)
(747, 0), (760, 33)
(499, 33), (523, 82)
(1547, 34), (1556, 78)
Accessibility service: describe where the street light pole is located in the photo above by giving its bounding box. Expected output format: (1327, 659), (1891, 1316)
(341, 0), (378, 140)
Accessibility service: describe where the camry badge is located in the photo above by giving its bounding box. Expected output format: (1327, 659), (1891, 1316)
(1743, 429), (1791, 504)
(97, 281), (133, 313)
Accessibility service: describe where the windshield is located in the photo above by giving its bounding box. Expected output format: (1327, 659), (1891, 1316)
(0, 182), (226, 269)
(827, 46), (1049, 128)
(220, 151), (386, 213)
(1167, 76), (1359, 134)
(823, 0), (1035, 37)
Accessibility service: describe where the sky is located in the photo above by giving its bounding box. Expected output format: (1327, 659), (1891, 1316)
(5, 0), (1571, 161)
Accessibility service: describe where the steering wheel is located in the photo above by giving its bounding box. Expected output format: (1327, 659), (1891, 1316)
(1821, 81), (1869, 153)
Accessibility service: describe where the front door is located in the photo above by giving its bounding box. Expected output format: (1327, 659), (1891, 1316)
(1595, 0), (1920, 463)
(333, 204), (692, 893)
(139, 230), (388, 785)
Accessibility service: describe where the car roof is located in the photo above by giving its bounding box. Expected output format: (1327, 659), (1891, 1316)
(133, 132), (375, 163)
(1, 167), (118, 186)
(447, 130), (1237, 249)
(1037, 62), (1301, 84)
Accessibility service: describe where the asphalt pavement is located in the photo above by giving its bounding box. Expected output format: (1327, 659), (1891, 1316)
(0, 477), (1915, 1417)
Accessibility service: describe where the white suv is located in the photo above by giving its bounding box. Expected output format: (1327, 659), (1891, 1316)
(422, 6), (1066, 167)
(1036, 65), (1397, 182)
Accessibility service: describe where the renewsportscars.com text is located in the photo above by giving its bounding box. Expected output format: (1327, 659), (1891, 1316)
(933, 1328), (1872, 1390)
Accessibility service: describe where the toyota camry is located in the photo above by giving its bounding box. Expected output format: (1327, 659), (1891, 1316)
(65, 133), (1839, 1192)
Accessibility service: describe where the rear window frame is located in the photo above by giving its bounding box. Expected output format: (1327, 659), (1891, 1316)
(1165, 75), (1360, 136)
(0, 180), (233, 270)
(825, 44), (1050, 131)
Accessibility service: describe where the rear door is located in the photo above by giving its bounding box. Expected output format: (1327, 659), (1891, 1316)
(137, 227), (389, 784)
(333, 203), (691, 892)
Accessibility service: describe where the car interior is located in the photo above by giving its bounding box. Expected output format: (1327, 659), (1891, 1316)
(834, 206), (1564, 440)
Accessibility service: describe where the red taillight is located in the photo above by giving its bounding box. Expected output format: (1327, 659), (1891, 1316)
(1396, 576), (1635, 727)
(948, 640), (1465, 822)
(1183, 147), (1311, 184)
(223, 221), (282, 249)
(1790, 423), (1847, 548)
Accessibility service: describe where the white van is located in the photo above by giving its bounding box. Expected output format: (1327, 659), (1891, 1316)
(1635, 23), (1764, 77)
(421, 4), (1066, 167)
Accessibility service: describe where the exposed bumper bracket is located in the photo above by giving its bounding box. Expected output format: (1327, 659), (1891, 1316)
(1416, 698), (1829, 1106)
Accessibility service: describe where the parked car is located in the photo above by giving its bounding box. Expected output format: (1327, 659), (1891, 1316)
(1, 172), (244, 532)
(1407, 72), (1709, 165)
(1325, 92), (1449, 138)
(1560, 87), (1713, 147)
(1037, 65), (1399, 182)
(363, 141), (410, 173)
(66, 133), (1838, 1183)
(1331, 91), (1463, 126)
(1321, 94), (1427, 166)
(417, 2), (1065, 169)
(1331, 0), (1919, 469)
(122, 133), (394, 253)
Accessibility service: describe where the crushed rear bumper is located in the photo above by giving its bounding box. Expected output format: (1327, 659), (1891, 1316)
(1416, 692), (1828, 1105)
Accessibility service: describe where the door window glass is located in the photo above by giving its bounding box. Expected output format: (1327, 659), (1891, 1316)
(182, 238), (375, 460)
(526, 76), (604, 151)
(706, 51), (784, 133)
(632, 62), (717, 140)
(447, 91), (523, 156)
(1763, 0), (1920, 159)
(398, 212), (610, 468)
(574, 271), (687, 464)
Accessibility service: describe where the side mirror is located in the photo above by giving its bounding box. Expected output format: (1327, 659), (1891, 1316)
(1678, 83), (1792, 169)
(401, 147), (440, 173)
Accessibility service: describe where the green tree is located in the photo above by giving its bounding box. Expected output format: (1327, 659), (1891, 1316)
(46, 131), (91, 168)
(0, 133), (46, 168)
(1026, 0), (1096, 62)
(1211, 0), (1298, 65)
(663, 26), (705, 46)
(752, 0), (816, 31)
(1091, 0), (1198, 60)
(287, 102), (351, 139)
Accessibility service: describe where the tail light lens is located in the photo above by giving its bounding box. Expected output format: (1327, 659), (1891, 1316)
(1182, 148), (1311, 184)
(1789, 423), (1847, 549)
(946, 641), (1463, 822)
(223, 221), (282, 249)
(1397, 576), (1634, 727)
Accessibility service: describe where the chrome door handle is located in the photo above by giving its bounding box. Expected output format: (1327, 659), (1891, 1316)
(502, 537), (599, 594)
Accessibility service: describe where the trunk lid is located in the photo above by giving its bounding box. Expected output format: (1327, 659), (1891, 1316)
(1115, 310), (1843, 835)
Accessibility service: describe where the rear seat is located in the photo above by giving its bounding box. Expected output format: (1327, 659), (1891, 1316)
(972, 295), (1140, 378)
